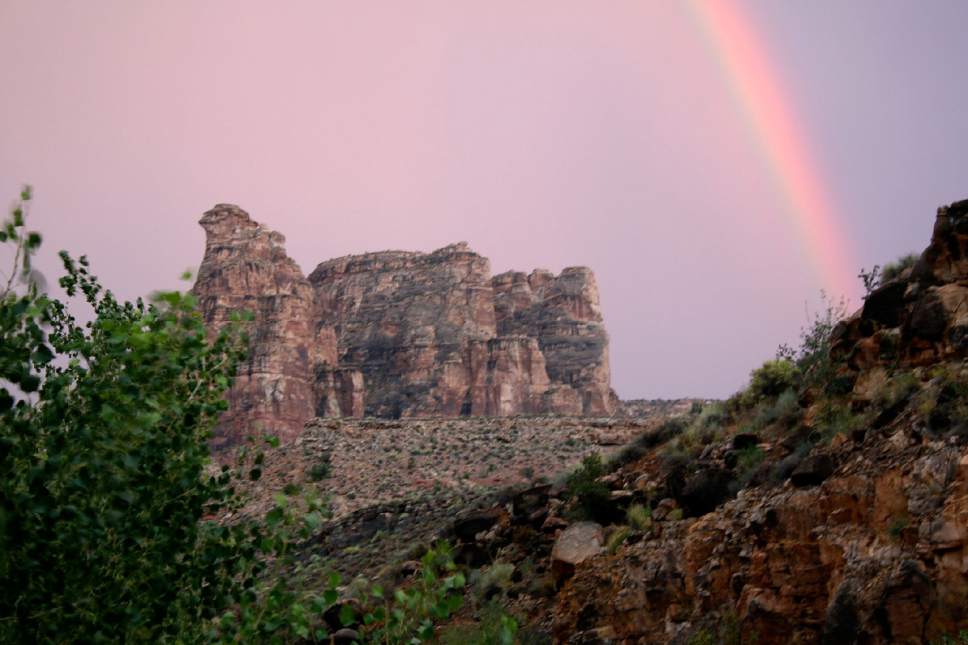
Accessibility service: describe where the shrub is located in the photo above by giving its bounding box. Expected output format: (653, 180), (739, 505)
(735, 445), (765, 487)
(742, 360), (800, 407)
(752, 388), (800, 429)
(565, 454), (611, 522)
(473, 562), (515, 601)
(881, 252), (919, 283)
(888, 515), (909, 540)
(310, 454), (332, 481)
(697, 402), (727, 429)
(815, 401), (854, 442)
(353, 541), (469, 643)
(931, 631), (968, 645)
(439, 602), (519, 645)
(626, 504), (652, 531)
(606, 526), (631, 554)
(776, 291), (849, 388)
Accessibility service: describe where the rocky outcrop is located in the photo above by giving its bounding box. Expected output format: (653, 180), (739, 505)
(551, 522), (604, 586)
(493, 268), (615, 415)
(547, 440), (968, 644)
(832, 198), (968, 371)
(193, 207), (616, 444)
(193, 204), (331, 448)
(311, 243), (510, 418)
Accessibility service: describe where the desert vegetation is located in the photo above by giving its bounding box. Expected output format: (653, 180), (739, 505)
(0, 190), (518, 643)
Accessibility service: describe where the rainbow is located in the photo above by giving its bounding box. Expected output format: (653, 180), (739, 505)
(686, 0), (857, 300)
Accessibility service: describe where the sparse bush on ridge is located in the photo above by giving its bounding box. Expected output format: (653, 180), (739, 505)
(752, 389), (799, 430)
(741, 359), (800, 407)
(776, 291), (849, 389)
(881, 252), (919, 283)
(611, 416), (689, 468)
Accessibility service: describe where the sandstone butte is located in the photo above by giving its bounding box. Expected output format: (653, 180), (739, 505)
(191, 204), (617, 448)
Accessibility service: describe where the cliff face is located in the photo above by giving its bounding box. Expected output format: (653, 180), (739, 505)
(193, 207), (615, 444)
(308, 243), (503, 418)
(192, 204), (332, 448)
(492, 267), (614, 415)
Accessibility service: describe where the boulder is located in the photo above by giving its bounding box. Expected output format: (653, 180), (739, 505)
(791, 454), (835, 488)
(551, 522), (603, 586)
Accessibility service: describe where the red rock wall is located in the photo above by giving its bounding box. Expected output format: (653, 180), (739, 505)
(194, 207), (616, 444)
(193, 204), (330, 448)
(493, 267), (615, 415)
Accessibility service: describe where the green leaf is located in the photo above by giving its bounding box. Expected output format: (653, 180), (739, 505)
(338, 603), (356, 627)
(20, 373), (40, 392)
(30, 344), (54, 365)
(265, 508), (283, 527)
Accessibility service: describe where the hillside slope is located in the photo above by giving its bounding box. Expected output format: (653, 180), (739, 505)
(423, 199), (968, 644)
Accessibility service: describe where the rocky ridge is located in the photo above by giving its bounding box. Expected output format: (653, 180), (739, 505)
(412, 198), (968, 644)
(192, 205), (616, 446)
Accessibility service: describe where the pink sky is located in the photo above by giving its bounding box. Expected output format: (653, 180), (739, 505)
(2, 1), (966, 398)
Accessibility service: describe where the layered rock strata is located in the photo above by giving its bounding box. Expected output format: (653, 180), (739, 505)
(193, 206), (615, 444)
(193, 204), (331, 448)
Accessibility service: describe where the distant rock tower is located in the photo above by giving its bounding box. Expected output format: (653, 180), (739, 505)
(193, 205), (616, 447)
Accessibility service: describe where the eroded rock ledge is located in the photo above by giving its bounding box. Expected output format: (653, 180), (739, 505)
(192, 205), (616, 446)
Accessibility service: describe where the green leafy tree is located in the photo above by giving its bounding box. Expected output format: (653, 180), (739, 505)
(0, 187), (275, 641)
(0, 188), (490, 643)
